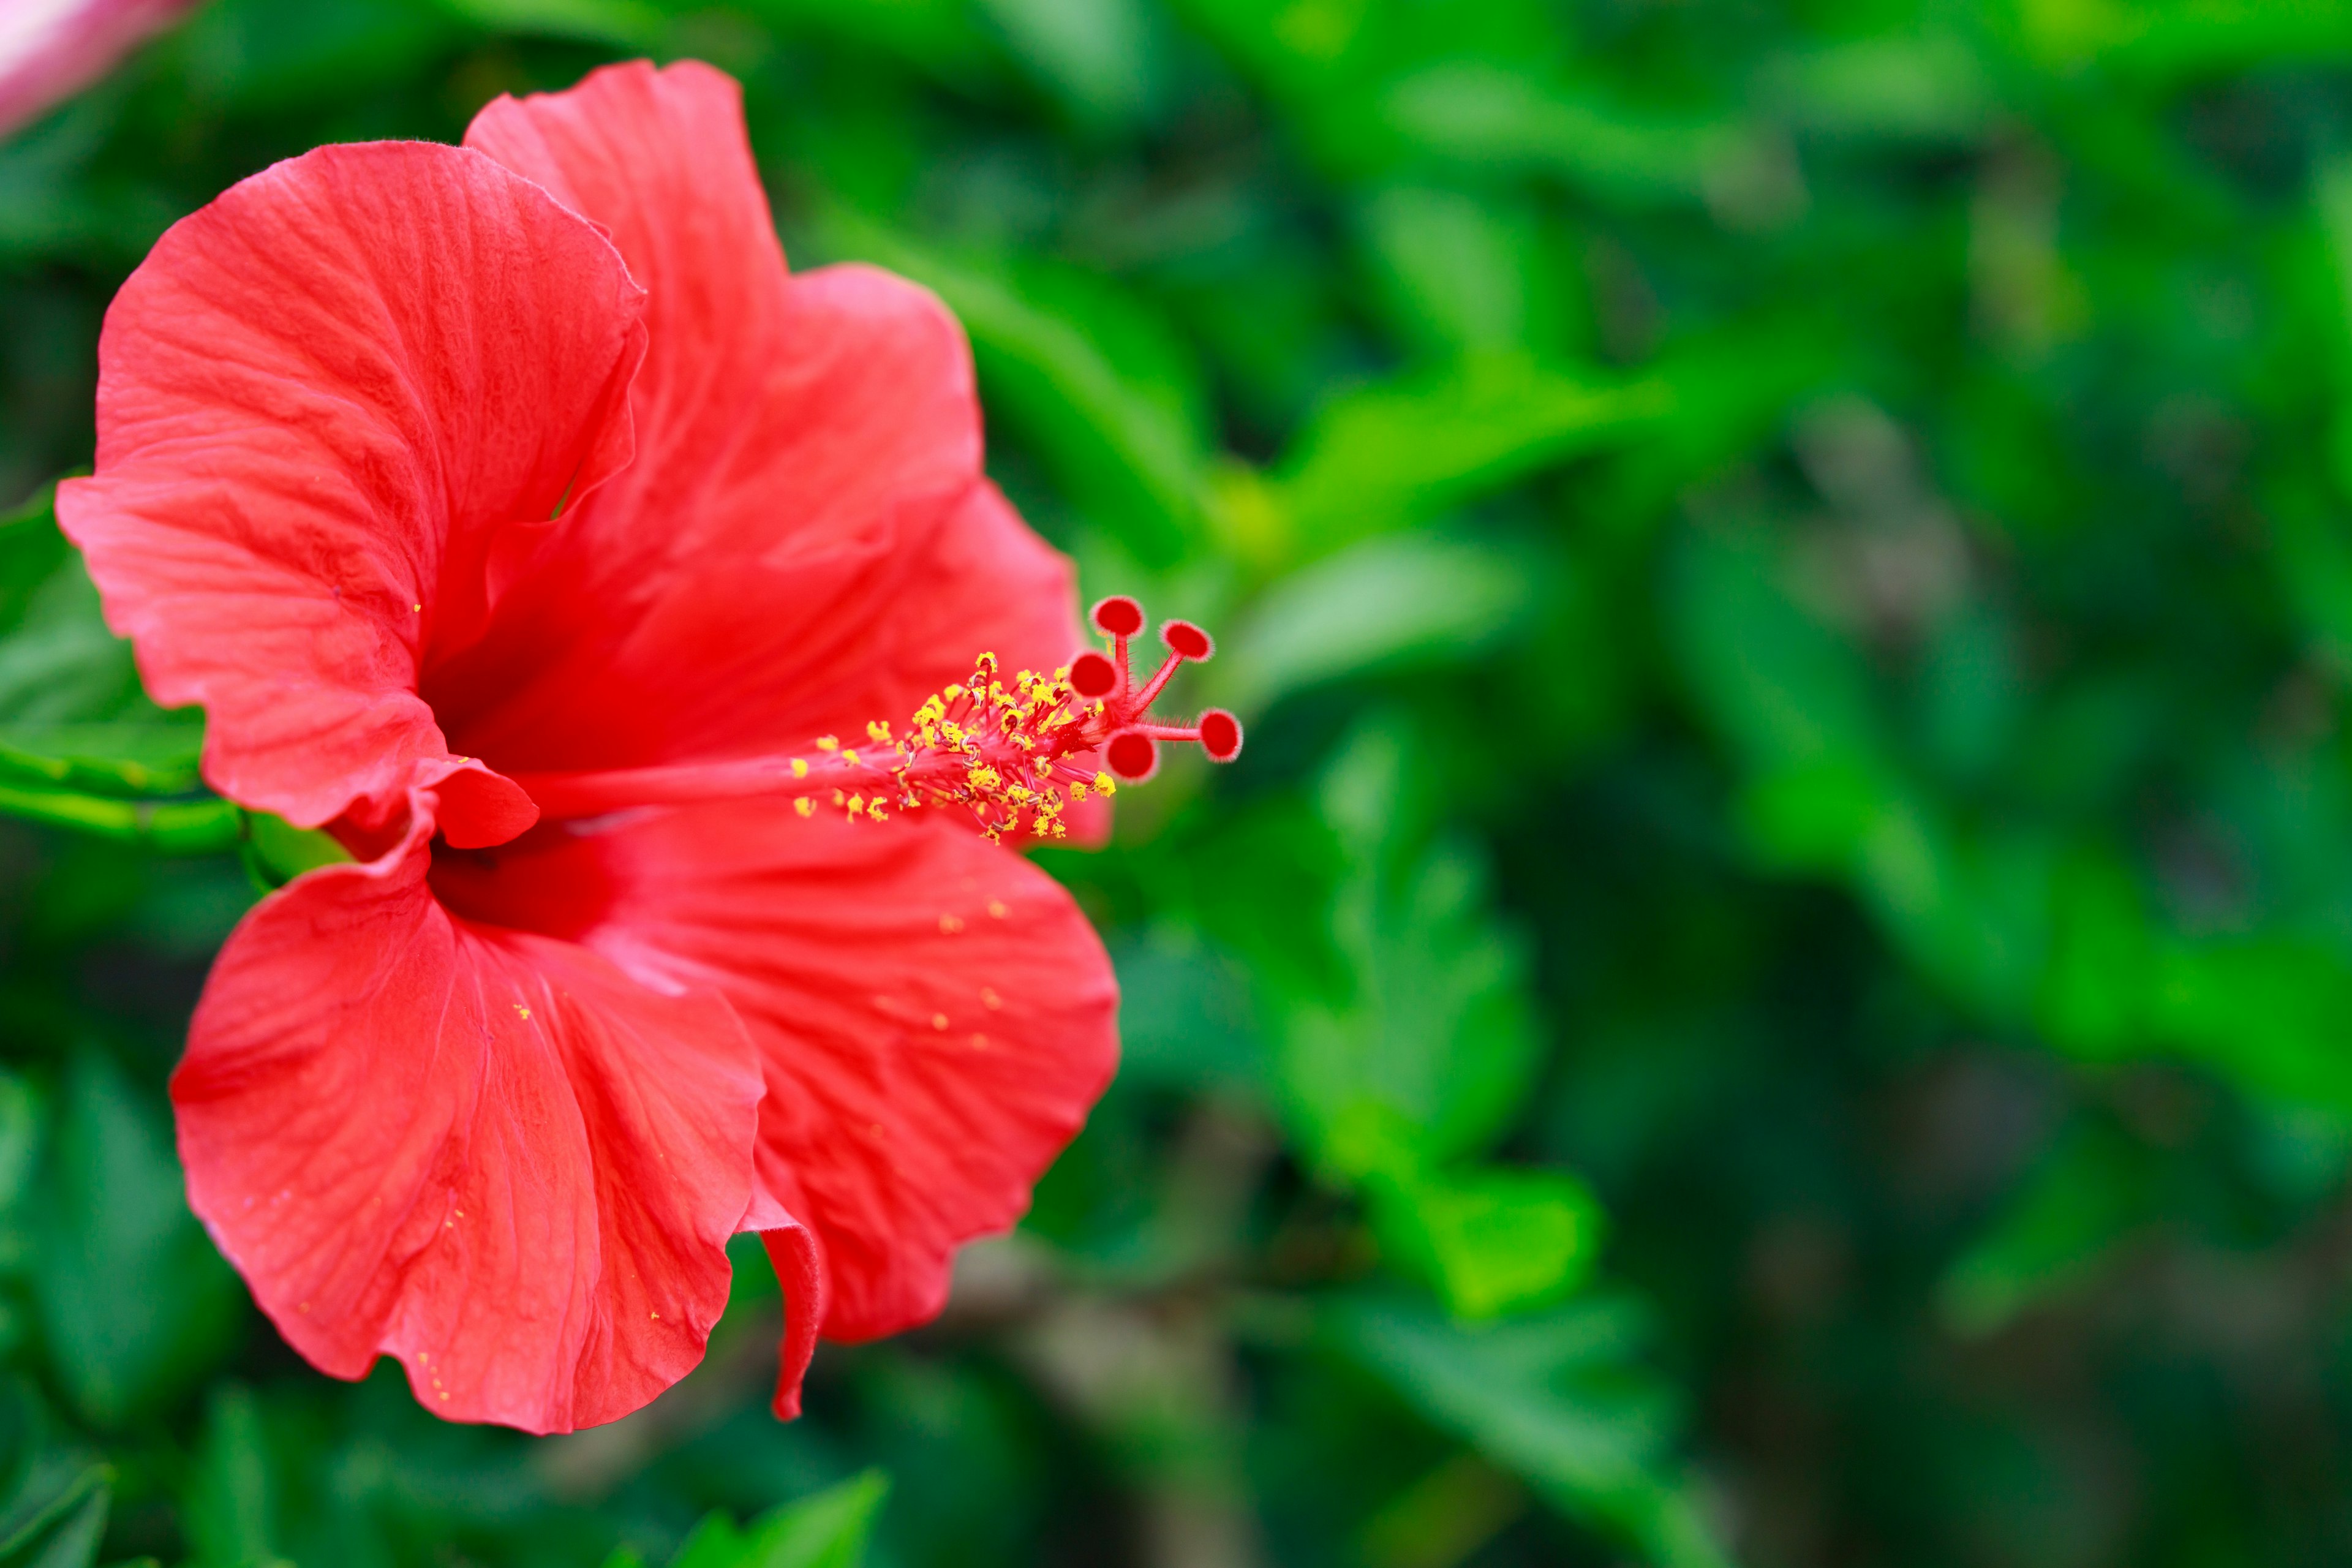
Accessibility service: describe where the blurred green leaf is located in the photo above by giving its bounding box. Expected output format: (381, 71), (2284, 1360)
(33, 1049), (240, 1430)
(1370, 1166), (1605, 1321)
(663, 1471), (890, 1568)
(1939, 1121), (2154, 1338)
(432, 0), (669, 47)
(1376, 66), (1733, 209)
(0, 1453), (107, 1568)
(1218, 533), (1538, 710)
(976, 0), (1168, 128)
(0, 486), (203, 801)
(1329, 1295), (1729, 1568)
(183, 1385), (286, 1568)
(1278, 726), (1540, 1177)
(1274, 355), (1668, 556)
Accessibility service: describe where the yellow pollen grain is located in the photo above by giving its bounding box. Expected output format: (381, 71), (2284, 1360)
(817, 735), (840, 751)
(791, 758), (809, 777)
(412, 603), (422, 612)
(1095, 772), (1117, 794)
(932, 1013), (948, 1030)
(650, 1311), (660, 1320)
(939, 913), (965, 934)
(794, 798), (813, 817)
(843, 748), (860, 765)
(513, 1004), (530, 1020)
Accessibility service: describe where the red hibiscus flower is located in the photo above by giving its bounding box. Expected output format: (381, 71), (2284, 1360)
(55, 60), (1237, 1433)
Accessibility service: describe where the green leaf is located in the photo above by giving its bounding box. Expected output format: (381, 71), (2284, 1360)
(0, 486), (204, 799)
(431, 0), (670, 46)
(1329, 1295), (1729, 1568)
(184, 1385), (287, 1568)
(1938, 1122), (2155, 1338)
(32, 1049), (241, 1430)
(1354, 187), (1583, 362)
(1375, 66), (1733, 209)
(1217, 533), (1539, 711)
(1369, 1165), (1606, 1321)
(237, 811), (352, 891)
(1278, 826), (1540, 1178)
(1274, 354), (1668, 556)
(669, 1471), (891, 1568)
(975, 0), (1169, 129)
(0, 1455), (108, 1568)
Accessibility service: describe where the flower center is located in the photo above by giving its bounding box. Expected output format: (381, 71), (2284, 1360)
(507, 597), (1242, 839)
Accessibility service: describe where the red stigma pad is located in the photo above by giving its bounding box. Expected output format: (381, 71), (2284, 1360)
(1197, 709), (1242, 762)
(1105, 731), (1159, 781)
(1069, 651), (1117, 698)
(1161, 620), (1213, 660)
(1091, 596), (1144, 637)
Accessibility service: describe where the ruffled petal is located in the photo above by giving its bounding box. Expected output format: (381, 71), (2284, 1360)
(177, 812), (763, 1434)
(429, 804), (1119, 1362)
(56, 140), (646, 831)
(437, 61), (1087, 775)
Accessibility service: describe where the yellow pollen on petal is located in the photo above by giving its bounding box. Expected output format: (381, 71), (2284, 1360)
(513, 1005), (530, 1020)
(867, 720), (893, 743)
(847, 794), (865, 815)
(981, 987), (1002, 1009)
(988, 900), (1009, 919)
(932, 1013), (948, 1030)
(791, 758), (809, 778)
(817, 736), (840, 751)
(940, 913), (965, 934)
(843, 748), (860, 766)
(794, 798), (814, 817)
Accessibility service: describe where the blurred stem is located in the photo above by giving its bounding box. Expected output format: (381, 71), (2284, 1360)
(0, 784), (241, 855)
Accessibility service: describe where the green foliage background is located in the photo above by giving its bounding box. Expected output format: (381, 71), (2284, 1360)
(7, 0), (2352, 1562)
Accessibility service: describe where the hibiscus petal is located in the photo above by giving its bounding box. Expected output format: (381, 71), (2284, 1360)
(56, 141), (647, 832)
(178, 815), (763, 1434)
(441, 61), (1088, 774)
(429, 804), (1119, 1357)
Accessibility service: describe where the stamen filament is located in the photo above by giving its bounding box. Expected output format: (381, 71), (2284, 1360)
(504, 598), (1240, 840)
